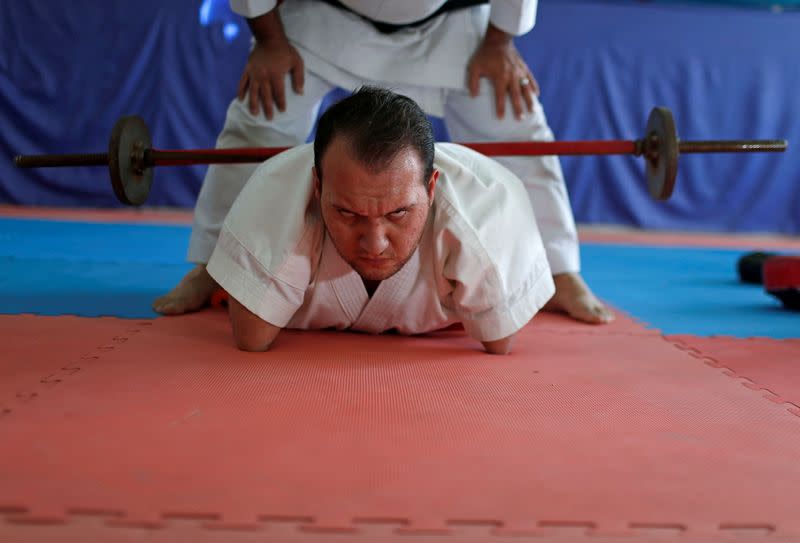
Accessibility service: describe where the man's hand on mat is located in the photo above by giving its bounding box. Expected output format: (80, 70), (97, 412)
(467, 23), (539, 120)
(152, 264), (219, 316)
(543, 272), (615, 324)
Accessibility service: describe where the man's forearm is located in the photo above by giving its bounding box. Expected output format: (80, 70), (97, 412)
(481, 334), (515, 355)
(246, 7), (286, 44)
(481, 23), (513, 47)
(228, 297), (283, 352)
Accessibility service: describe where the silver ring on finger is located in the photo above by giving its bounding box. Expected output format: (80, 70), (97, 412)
(519, 77), (530, 87)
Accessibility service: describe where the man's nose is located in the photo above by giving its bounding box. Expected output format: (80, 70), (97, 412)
(360, 225), (389, 256)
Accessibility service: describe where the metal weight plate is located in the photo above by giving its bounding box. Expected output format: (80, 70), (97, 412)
(108, 116), (153, 206)
(644, 107), (679, 200)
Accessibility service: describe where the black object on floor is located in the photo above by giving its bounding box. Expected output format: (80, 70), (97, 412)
(767, 289), (800, 310)
(737, 251), (777, 284)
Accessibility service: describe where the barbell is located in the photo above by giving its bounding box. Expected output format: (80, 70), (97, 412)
(13, 107), (788, 206)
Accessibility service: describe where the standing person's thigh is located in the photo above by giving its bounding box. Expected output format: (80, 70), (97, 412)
(189, 71), (334, 263)
(443, 82), (579, 275)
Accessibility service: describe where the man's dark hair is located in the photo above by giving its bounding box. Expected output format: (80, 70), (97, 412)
(314, 86), (435, 186)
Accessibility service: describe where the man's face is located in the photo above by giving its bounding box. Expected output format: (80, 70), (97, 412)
(315, 136), (438, 282)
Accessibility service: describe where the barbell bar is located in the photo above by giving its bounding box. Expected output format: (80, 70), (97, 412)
(13, 107), (788, 206)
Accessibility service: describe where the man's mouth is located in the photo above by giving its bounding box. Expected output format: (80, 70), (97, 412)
(360, 257), (390, 266)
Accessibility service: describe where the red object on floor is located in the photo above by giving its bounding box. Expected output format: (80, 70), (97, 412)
(764, 256), (800, 309)
(764, 256), (800, 290)
(2, 312), (800, 541)
(209, 289), (229, 308)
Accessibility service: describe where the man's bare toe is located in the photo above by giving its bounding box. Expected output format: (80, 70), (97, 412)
(152, 265), (218, 316)
(544, 272), (615, 325)
(152, 296), (200, 315)
(564, 296), (615, 325)
(153, 291), (213, 315)
(152, 295), (170, 314)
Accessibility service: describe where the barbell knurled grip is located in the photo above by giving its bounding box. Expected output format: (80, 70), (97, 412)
(678, 140), (788, 153)
(14, 153), (109, 168)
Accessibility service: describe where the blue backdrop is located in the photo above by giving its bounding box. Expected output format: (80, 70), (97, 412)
(2, 0), (798, 234)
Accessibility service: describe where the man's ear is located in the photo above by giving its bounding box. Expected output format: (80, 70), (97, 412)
(427, 169), (439, 202)
(312, 167), (321, 200)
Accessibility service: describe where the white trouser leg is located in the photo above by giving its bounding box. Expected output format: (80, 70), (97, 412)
(188, 71), (335, 263)
(443, 83), (580, 274)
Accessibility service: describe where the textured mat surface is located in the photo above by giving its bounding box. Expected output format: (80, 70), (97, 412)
(0, 315), (150, 417)
(2, 312), (799, 541)
(666, 335), (800, 416)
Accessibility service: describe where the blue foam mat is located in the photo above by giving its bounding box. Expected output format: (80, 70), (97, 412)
(0, 218), (193, 318)
(0, 218), (797, 337)
(0, 258), (192, 318)
(580, 245), (798, 338)
(0, 218), (192, 263)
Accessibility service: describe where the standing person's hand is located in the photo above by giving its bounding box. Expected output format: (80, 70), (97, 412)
(237, 9), (305, 119)
(467, 24), (539, 120)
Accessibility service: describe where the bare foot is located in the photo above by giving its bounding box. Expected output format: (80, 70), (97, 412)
(543, 272), (614, 324)
(152, 264), (219, 315)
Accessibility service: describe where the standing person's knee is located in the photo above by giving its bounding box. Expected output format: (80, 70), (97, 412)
(446, 83), (552, 142)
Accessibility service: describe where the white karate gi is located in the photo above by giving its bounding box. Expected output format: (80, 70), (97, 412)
(191, 0), (579, 278)
(206, 143), (555, 342)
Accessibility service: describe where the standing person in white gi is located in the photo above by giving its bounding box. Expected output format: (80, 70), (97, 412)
(153, 0), (614, 325)
(209, 87), (555, 354)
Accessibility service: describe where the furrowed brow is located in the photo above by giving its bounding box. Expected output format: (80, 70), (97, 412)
(332, 203), (415, 217)
(333, 204), (361, 216)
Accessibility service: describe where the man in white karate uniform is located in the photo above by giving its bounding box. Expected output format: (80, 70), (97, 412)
(207, 87), (555, 354)
(154, 0), (614, 325)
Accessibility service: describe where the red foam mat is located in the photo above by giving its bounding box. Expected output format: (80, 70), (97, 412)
(2, 312), (800, 542)
(666, 335), (800, 416)
(0, 315), (153, 417)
